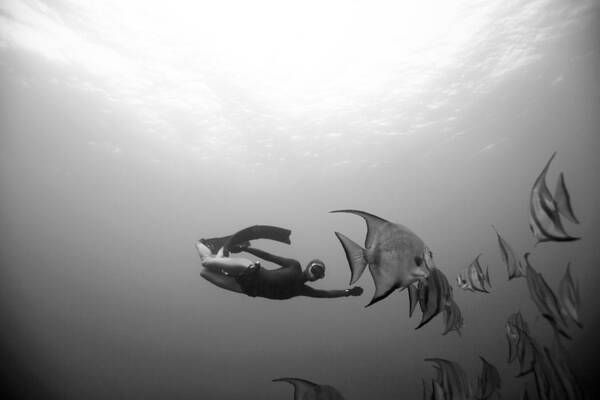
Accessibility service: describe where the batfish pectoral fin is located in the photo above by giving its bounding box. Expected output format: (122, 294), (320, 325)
(334, 231), (368, 285)
(330, 209), (388, 249)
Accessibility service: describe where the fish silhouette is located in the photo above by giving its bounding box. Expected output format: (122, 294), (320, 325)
(558, 263), (582, 329)
(529, 152), (580, 243)
(524, 254), (570, 339)
(492, 225), (526, 280)
(457, 254), (491, 293)
(424, 358), (472, 400)
(273, 377), (345, 400)
(473, 356), (501, 400)
(331, 209), (432, 306)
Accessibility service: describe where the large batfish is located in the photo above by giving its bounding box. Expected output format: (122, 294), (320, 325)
(529, 152), (580, 243)
(331, 210), (432, 306)
(273, 377), (345, 400)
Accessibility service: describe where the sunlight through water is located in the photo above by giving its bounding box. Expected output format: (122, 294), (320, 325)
(0, 0), (595, 168)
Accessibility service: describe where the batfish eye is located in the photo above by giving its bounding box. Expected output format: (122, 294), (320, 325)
(414, 256), (423, 266)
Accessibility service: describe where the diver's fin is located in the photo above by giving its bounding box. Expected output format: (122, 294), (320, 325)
(222, 225), (292, 256)
(199, 236), (231, 255)
(330, 209), (388, 249)
(554, 172), (580, 225)
(195, 241), (213, 260)
(334, 231), (368, 285)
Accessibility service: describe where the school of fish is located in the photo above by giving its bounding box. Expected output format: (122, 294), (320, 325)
(199, 152), (584, 399)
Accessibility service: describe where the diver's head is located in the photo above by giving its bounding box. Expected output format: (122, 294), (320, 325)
(304, 259), (326, 281)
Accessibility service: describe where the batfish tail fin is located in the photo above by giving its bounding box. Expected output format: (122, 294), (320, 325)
(334, 231), (368, 285)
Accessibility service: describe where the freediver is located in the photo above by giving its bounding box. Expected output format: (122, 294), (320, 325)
(195, 226), (363, 299)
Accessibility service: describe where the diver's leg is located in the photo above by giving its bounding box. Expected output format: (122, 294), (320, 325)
(202, 257), (250, 275)
(200, 269), (244, 293)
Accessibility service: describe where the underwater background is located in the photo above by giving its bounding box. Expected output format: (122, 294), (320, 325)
(1, 0), (599, 399)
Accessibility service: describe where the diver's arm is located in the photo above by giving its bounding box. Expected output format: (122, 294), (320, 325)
(300, 286), (363, 298)
(242, 247), (300, 269)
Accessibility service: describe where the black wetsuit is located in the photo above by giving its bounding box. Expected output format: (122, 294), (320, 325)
(236, 248), (350, 299)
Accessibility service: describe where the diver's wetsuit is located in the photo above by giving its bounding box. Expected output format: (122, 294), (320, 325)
(236, 247), (350, 299)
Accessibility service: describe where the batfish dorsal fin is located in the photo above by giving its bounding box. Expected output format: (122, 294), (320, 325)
(330, 209), (388, 248)
(554, 172), (580, 225)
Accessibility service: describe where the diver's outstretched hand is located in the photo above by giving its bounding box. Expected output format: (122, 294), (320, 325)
(347, 286), (363, 296)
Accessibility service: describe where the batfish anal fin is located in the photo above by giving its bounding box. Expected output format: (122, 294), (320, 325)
(366, 278), (399, 307)
(334, 231), (368, 285)
(554, 172), (580, 224)
(330, 209), (388, 249)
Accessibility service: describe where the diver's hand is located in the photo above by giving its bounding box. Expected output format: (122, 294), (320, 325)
(347, 286), (363, 297)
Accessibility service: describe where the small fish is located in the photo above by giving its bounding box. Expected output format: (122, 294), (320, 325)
(442, 299), (464, 336)
(505, 311), (535, 376)
(543, 336), (585, 400)
(273, 377), (346, 400)
(457, 254), (491, 293)
(492, 225), (526, 280)
(415, 268), (455, 331)
(331, 210), (432, 306)
(425, 358), (472, 400)
(473, 357), (501, 400)
(558, 263), (582, 328)
(524, 254), (570, 339)
(529, 152), (580, 243)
